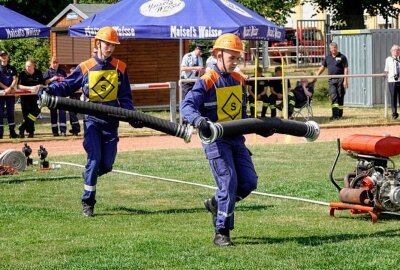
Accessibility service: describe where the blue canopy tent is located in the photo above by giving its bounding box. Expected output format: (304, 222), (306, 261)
(68, 0), (284, 121)
(69, 0), (284, 41)
(0, 5), (50, 39)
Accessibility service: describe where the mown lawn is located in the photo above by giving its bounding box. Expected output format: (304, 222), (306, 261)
(1, 142), (400, 269)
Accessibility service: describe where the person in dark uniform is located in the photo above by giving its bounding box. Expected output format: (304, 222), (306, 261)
(246, 66), (270, 117)
(269, 66), (291, 117)
(288, 78), (314, 118)
(315, 42), (348, 120)
(66, 65), (81, 135)
(44, 26), (142, 217)
(180, 44), (205, 99)
(0, 50), (18, 139)
(44, 56), (67, 136)
(18, 60), (44, 138)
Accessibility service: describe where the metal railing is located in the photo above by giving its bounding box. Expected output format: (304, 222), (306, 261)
(179, 73), (389, 122)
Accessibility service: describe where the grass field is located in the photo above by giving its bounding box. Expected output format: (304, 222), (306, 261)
(1, 142), (400, 269)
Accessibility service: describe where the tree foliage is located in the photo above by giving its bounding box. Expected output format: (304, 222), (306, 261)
(0, 39), (51, 73)
(0, 0), (70, 24)
(306, 0), (400, 29)
(237, 0), (297, 26)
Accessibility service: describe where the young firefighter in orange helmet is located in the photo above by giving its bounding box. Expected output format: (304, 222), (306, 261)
(181, 33), (273, 246)
(44, 26), (142, 217)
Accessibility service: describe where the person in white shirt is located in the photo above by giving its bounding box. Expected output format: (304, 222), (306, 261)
(180, 44), (205, 99)
(384, 44), (400, 119)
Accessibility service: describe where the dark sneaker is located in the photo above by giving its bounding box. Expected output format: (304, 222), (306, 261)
(204, 198), (217, 227)
(82, 202), (94, 217)
(214, 232), (233, 246)
(53, 133), (60, 137)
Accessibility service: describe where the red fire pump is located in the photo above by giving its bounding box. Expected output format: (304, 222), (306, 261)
(329, 134), (400, 223)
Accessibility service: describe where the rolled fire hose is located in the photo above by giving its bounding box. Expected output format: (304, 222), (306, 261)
(39, 92), (192, 143)
(0, 149), (27, 171)
(198, 117), (320, 144)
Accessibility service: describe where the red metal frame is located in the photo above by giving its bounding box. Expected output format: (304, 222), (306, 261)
(329, 202), (380, 223)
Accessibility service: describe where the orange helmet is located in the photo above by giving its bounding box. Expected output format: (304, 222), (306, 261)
(213, 33), (244, 52)
(95, 26), (120, 44)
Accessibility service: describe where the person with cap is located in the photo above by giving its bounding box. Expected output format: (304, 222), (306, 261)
(269, 66), (291, 117)
(180, 44), (206, 99)
(0, 50), (18, 139)
(17, 59), (44, 138)
(181, 33), (273, 246)
(42, 26), (143, 217)
(43, 56), (68, 136)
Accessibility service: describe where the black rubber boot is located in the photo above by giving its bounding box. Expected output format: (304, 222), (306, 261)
(214, 229), (233, 246)
(9, 128), (17, 138)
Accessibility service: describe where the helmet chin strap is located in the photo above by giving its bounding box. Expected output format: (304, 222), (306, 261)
(98, 41), (104, 60)
(221, 50), (230, 75)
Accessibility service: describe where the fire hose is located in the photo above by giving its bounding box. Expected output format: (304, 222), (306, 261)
(38, 92), (193, 143)
(0, 149), (26, 172)
(198, 117), (320, 144)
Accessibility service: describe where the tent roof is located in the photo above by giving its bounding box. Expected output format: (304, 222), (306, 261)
(0, 5), (50, 39)
(69, 0), (284, 41)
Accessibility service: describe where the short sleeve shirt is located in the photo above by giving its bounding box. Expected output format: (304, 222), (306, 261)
(269, 78), (291, 94)
(246, 78), (268, 95)
(0, 64), (17, 87)
(322, 52), (348, 75)
(18, 69), (44, 87)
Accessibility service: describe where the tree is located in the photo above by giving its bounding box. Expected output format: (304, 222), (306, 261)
(0, 0), (70, 24)
(0, 39), (50, 72)
(306, 0), (400, 29)
(237, 0), (297, 26)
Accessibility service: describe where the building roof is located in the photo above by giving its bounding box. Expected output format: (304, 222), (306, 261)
(47, 3), (111, 27)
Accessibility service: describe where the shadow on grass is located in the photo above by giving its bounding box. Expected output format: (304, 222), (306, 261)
(238, 228), (400, 246)
(0, 175), (81, 184)
(100, 204), (273, 216)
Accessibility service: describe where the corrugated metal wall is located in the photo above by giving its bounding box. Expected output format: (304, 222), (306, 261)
(331, 29), (400, 107)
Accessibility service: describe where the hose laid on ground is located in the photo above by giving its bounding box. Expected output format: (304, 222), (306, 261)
(0, 149), (26, 171)
(57, 161), (400, 217)
(39, 92), (192, 142)
(198, 117), (320, 144)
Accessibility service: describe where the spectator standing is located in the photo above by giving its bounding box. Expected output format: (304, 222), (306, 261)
(246, 67), (269, 117)
(67, 65), (81, 135)
(44, 56), (67, 136)
(44, 26), (142, 217)
(0, 50), (18, 138)
(18, 60), (44, 138)
(384, 44), (400, 119)
(269, 66), (291, 117)
(315, 42), (349, 120)
(181, 33), (273, 246)
(180, 44), (205, 99)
